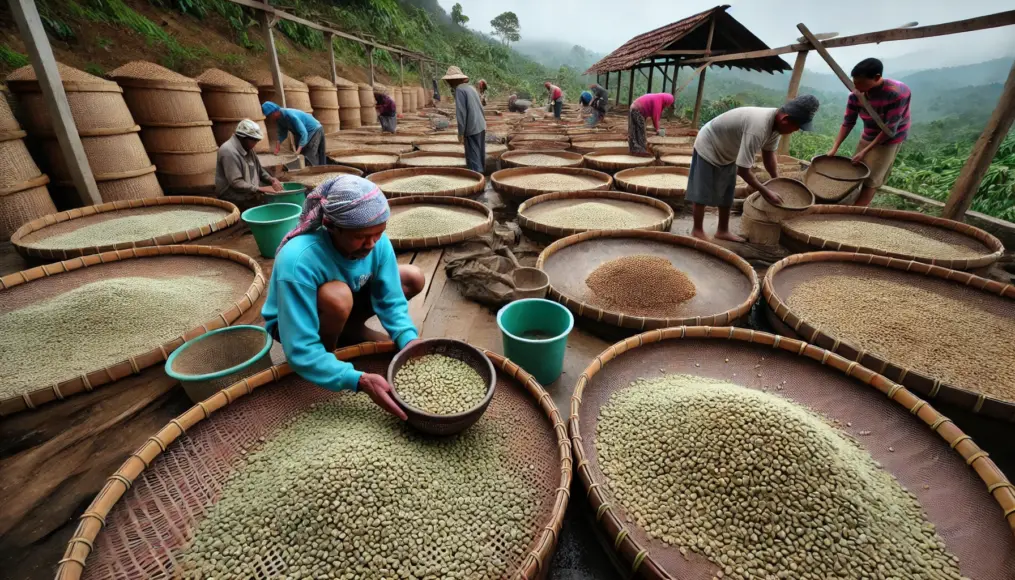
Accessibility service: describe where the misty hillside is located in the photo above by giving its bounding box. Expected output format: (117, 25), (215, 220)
(513, 38), (603, 72)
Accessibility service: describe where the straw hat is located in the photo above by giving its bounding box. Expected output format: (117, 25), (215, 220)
(442, 66), (469, 81)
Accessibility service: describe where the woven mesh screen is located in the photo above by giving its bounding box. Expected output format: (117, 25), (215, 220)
(523, 197), (667, 229)
(14, 92), (136, 136)
(0, 139), (42, 187)
(17, 205), (229, 247)
(150, 151), (217, 175)
(97, 171), (164, 202)
(122, 89), (210, 126)
(0, 185), (56, 240)
(43, 133), (151, 182)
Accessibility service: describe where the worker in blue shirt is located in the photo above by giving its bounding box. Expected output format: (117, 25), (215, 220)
(262, 101), (327, 166)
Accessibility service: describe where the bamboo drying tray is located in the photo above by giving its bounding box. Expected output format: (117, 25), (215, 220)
(491, 167), (613, 201)
(569, 132), (629, 143)
(804, 155), (871, 202)
(570, 140), (631, 155)
(10, 197), (239, 259)
(328, 149), (400, 173)
(0, 245), (265, 416)
(386, 196), (493, 249)
(760, 177), (814, 210)
(656, 152), (693, 167)
(256, 153), (301, 178)
(284, 165), (364, 189)
(614, 166), (689, 198)
(396, 151), (468, 168)
(763, 251), (1015, 420)
(781, 205), (1003, 270)
(518, 191), (673, 239)
(509, 139), (572, 151)
(366, 167), (485, 198)
(569, 326), (1015, 580)
(56, 342), (571, 580)
(412, 135), (461, 145)
(536, 230), (758, 330)
(500, 150), (584, 169)
(510, 133), (568, 143)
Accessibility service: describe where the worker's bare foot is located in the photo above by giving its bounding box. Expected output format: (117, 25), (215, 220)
(690, 228), (710, 241)
(714, 230), (746, 243)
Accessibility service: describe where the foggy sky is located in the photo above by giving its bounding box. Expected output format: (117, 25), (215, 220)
(437, 0), (1015, 73)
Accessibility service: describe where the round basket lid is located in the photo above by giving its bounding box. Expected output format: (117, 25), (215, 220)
(107, 61), (198, 89)
(57, 344), (570, 580)
(247, 71), (308, 91)
(367, 167), (485, 198)
(0, 246), (264, 416)
(500, 150), (584, 169)
(7, 62), (120, 92)
(385, 196), (493, 249)
(303, 75), (336, 88)
(10, 197), (238, 260)
(518, 190), (673, 239)
(570, 326), (1015, 580)
(764, 251), (1015, 420)
(195, 68), (257, 94)
(491, 167), (612, 200)
(614, 166), (689, 198)
(536, 230), (758, 329)
(781, 206), (1003, 270)
(397, 151), (468, 168)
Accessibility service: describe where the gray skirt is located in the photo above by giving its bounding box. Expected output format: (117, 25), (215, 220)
(685, 150), (737, 208)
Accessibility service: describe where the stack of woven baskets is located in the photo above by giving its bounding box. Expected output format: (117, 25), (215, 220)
(304, 76), (340, 135)
(108, 61), (218, 195)
(248, 72), (312, 148)
(196, 68), (269, 153)
(6, 62), (163, 205)
(403, 86), (417, 114)
(336, 77), (361, 130)
(0, 94), (56, 239)
(358, 82), (377, 126)
(386, 84), (402, 115)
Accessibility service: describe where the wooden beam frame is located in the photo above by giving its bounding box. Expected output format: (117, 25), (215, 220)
(627, 69), (634, 106)
(647, 65), (654, 93)
(691, 13), (716, 127)
(778, 51), (808, 156)
(262, 11), (286, 108)
(327, 33), (338, 85)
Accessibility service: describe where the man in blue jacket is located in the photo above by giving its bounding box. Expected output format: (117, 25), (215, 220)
(262, 175), (425, 419)
(262, 101), (327, 166)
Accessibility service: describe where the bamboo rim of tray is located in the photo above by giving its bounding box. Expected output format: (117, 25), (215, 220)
(199, 84), (258, 95)
(570, 141), (631, 155)
(284, 165), (365, 185)
(0, 174), (50, 197)
(763, 250), (1015, 420)
(386, 195), (494, 249)
(569, 132), (629, 142)
(139, 120), (214, 129)
(0, 245), (266, 416)
(508, 140), (572, 151)
(53, 166), (157, 187)
(583, 147), (656, 172)
(0, 128), (27, 142)
(396, 150), (468, 168)
(613, 166), (690, 198)
(366, 167), (486, 198)
(535, 230), (760, 330)
(500, 149), (584, 169)
(490, 167), (613, 200)
(110, 78), (201, 91)
(55, 341), (572, 580)
(780, 205), (1004, 270)
(568, 325), (1015, 580)
(328, 149), (401, 172)
(10, 197), (240, 260)
(517, 190), (674, 239)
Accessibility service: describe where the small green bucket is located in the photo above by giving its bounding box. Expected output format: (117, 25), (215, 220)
(264, 182), (307, 206)
(241, 202), (301, 258)
(496, 298), (574, 385)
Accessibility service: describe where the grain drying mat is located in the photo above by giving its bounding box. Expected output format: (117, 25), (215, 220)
(781, 206), (1003, 270)
(57, 343), (571, 580)
(518, 191), (673, 239)
(11, 196), (238, 260)
(397, 151), (468, 168)
(536, 230), (758, 330)
(582, 147), (656, 173)
(0, 246), (264, 416)
(804, 155), (870, 202)
(491, 167), (612, 201)
(385, 196), (493, 249)
(285, 165), (363, 189)
(764, 251), (1015, 421)
(500, 150), (584, 169)
(614, 167), (689, 198)
(367, 167), (485, 198)
(569, 326), (1015, 580)
(328, 150), (400, 173)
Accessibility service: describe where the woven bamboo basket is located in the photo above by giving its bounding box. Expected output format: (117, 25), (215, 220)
(509, 140), (574, 152)
(354, 134), (418, 145)
(393, 87), (404, 113)
(500, 150), (584, 169)
(781, 206), (1003, 270)
(657, 152), (693, 167)
(569, 325), (1015, 579)
(367, 167), (486, 198)
(414, 142), (466, 154)
(414, 134), (461, 145)
(41, 129), (153, 184)
(491, 167), (613, 201)
(397, 151), (467, 169)
(569, 132), (628, 143)
(149, 147), (217, 176)
(804, 154), (870, 202)
(758, 177), (814, 211)
(11, 196), (239, 260)
(6, 63), (136, 136)
(510, 133), (568, 143)
(536, 230), (759, 330)
(336, 84), (360, 109)
(304, 75), (339, 108)
(406, 86), (419, 112)
(1, 177), (57, 241)
(157, 172), (216, 195)
(763, 250), (1015, 421)
(55, 341), (571, 580)
(0, 132), (44, 187)
(0, 245), (265, 416)
(108, 62), (209, 126)
(140, 123), (217, 153)
(328, 141), (413, 155)
(647, 135), (695, 147)
(613, 166), (689, 198)
(583, 147), (655, 173)
(386, 195), (493, 249)
(358, 84), (377, 124)
(210, 119), (270, 152)
(284, 165), (364, 189)
(329, 149), (399, 173)
(249, 72), (312, 112)
(0, 92), (20, 132)
(570, 140), (630, 154)
(518, 190), (673, 239)
(95, 167), (163, 202)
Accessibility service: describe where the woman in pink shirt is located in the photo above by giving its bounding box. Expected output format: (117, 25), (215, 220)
(628, 93), (675, 154)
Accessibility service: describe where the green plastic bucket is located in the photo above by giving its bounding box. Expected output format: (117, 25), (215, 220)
(241, 202), (301, 258)
(264, 182), (307, 206)
(165, 325), (273, 403)
(496, 298), (574, 385)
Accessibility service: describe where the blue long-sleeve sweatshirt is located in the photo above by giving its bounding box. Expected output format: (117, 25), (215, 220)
(276, 108), (323, 148)
(261, 229), (418, 391)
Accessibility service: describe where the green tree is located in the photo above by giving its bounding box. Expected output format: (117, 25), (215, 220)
(450, 3), (468, 26)
(490, 12), (520, 45)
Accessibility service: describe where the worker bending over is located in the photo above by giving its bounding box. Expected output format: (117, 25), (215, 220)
(374, 89), (398, 134)
(262, 101), (326, 166)
(544, 82), (564, 120)
(628, 92), (675, 154)
(443, 66), (486, 174)
(214, 119), (281, 210)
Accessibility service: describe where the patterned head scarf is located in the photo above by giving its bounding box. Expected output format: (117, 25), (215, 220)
(276, 175), (389, 254)
(261, 101), (281, 117)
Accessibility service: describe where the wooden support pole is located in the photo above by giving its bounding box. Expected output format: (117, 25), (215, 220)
(366, 46), (375, 86)
(419, 59), (425, 88)
(778, 51), (808, 155)
(627, 69), (635, 106)
(616, 71), (622, 104)
(604, 72), (609, 90)
(692, 13), (716, 128)
(8, 0), (100, 206)
(327, 33), (338, 85)
(262, 11), (286, 108)
(647, 64), (654, 94)
(943, 60), (1015, 220)
(399, 55), (404, 85)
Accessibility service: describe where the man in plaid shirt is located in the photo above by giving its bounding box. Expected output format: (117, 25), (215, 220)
(827, 58), (911, 206)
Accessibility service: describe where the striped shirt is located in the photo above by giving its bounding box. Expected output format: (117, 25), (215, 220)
(842, 78), (911, 144)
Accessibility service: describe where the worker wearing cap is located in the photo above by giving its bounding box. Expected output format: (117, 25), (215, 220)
(262, 101), (326, 166)
(687, 95), (819, 242)
(214, 119), (282, 210)
(443, 66), (486, 174)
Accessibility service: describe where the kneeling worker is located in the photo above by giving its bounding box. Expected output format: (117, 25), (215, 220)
(214, 119), (282, 210)
(263, 175), (426, 420)
(687, 95), (819, 241)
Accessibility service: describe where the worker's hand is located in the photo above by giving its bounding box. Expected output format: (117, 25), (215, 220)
(761, 188), (785, 206)
(826, 146), (839, 158)
(358, 373), (408, 421)
(257, 185), (276, 194)
(270, 178), (283, 192)
(851, 150), (867, 165)
(273, 142), (281, 155)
